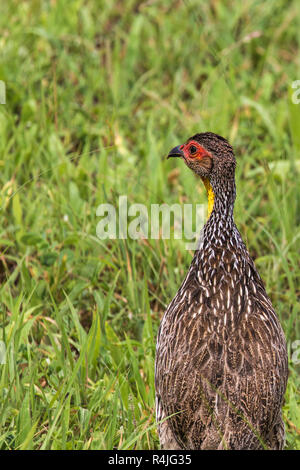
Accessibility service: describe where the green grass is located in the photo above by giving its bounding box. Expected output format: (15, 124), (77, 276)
(0, 0), (299, 450)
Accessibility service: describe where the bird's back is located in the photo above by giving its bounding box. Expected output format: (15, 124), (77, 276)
(155, 224), (288, 450)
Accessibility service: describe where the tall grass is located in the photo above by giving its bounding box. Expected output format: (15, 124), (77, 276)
(0, 0), (299, 449)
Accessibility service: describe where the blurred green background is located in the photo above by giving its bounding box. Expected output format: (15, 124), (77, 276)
(0, 0), (299, 449)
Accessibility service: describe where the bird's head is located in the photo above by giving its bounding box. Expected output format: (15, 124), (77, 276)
(167, 132), (236, 217)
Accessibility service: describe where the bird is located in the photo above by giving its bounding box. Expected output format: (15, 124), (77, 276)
(155, 132), (288, 450)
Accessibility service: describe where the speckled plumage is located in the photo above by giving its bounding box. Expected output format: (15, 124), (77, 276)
(155, 133), (288, 450)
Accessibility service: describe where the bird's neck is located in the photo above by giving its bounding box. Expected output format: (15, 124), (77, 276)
(202, 177), (236, 224)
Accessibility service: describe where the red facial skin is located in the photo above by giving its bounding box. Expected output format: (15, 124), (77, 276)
(180, 140), (211, 161)
(179, 140), (213, 177)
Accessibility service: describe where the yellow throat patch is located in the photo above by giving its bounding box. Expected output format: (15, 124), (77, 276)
(202, 177), (215, 219)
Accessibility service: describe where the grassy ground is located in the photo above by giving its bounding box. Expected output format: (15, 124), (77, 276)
(0, 0), (299, 450)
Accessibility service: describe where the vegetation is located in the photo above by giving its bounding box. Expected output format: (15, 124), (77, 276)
(0, 0), (299, 449)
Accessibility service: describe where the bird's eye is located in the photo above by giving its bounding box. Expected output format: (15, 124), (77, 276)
(189, 145), (197, 155)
